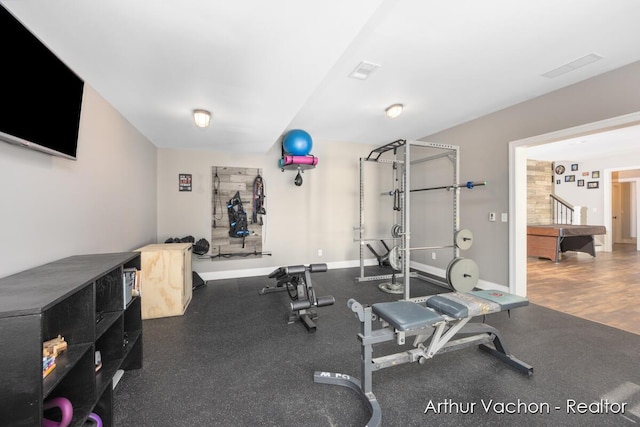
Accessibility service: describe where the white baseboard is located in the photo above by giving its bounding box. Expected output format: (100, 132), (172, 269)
(197, 258), (509, 293)
(198, 258), (379, 282)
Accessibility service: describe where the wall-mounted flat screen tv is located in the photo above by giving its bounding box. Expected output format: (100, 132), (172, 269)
(0, 5), (84, 160)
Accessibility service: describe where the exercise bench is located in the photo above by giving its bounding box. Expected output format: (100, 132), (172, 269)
(260, 263), (335, 332)
(314, 289), (533, 426)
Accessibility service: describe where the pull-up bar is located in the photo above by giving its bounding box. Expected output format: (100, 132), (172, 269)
(382, 181), (487, 196)
(410, 180), (487, 193)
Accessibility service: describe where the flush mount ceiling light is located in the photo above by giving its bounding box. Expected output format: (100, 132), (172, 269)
(385, 103), (403, 119)
(193, 109), (211, 128)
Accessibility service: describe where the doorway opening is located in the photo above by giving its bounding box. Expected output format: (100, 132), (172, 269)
(509, 111), (640, 297)
(611, 173), (639, 250)
(510, 112), (640, 335)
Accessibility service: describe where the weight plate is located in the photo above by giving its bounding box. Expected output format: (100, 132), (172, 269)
(388, 245), (401, 271)
(391, 224), (402, 238)
(378, 281), (405, 294)
(445, 257), (457, 291)
(446, 257), (479, 293)
(455, 229), (473, 250)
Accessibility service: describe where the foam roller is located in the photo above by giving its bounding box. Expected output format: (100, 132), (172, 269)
(309, 263), (328, 273)
(316, 296), (335, 307)
(291, 300), (312, 311)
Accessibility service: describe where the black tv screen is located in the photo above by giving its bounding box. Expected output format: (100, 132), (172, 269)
(0, 5), (84, 160)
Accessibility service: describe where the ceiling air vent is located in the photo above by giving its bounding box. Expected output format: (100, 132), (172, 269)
(349, 61), (380, 80)
(542, 53), (603, 78)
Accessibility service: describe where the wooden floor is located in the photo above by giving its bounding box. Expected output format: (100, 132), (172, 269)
(527, 243), (640, 335)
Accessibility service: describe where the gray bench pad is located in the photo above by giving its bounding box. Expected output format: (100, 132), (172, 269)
(372, 301), (444, 331)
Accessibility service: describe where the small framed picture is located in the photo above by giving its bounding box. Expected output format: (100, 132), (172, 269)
(556, 180), (561, 185)
(179, 173), (192, 191)
(564, 175), (575, 182)
(582, 171), (589, 176)
(587, 181), (599, 189)
(571, 164), (578, 171)
(577, 180), (584, 187)
(592, 171), (600, 179)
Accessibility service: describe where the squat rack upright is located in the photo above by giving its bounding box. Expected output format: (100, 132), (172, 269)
(356, 139), (465, 300)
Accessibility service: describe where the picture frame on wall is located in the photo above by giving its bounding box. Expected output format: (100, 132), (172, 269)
(588, 181), (599, 189)
(577, 179), (584, 187)
(571, 164), (578, 171)
(179, 173), (192, 191)
(564, 175), (575, 182)
(592, 171), (600, 179)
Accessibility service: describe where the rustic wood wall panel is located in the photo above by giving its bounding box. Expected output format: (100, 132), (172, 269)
(211, 166), (264, 259)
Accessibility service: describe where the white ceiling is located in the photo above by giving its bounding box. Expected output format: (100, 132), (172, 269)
(4, 0), (640, 154)
(527, 124), (640, 162)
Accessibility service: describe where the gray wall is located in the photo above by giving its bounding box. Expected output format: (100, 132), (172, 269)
(0, 85), (158, 278)
(4, 61), (640, 289)
(156, 60), (640, 286)
(418, 60), (640, 287)
(156, 140), (384, 280)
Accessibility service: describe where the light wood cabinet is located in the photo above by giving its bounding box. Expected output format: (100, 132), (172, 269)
(137, 243), (193, 319)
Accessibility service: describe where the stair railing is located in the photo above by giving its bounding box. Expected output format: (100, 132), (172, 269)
(550, 194), (574, 224)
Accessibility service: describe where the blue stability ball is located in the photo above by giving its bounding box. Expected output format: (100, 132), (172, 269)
(283, 129), (313, 156)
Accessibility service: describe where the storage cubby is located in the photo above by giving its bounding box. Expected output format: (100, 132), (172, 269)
(93, 385), (114, 427)
(0, 252), (143, 427)
(122, 296), (143, 371)
(95, 316), (125, 393)
(43, 284), (94, 345)
(44, 348), (96, 426)
(96, 267), (124, 314)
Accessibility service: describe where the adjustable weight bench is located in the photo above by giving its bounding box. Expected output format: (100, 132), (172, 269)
(260, 263), (335, 332)
(314, 290), (532, 426)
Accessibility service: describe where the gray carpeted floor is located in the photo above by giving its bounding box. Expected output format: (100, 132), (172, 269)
(114, 266), (640, 426)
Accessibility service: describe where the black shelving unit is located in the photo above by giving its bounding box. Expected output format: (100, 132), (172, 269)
(0, 252), (143, 427)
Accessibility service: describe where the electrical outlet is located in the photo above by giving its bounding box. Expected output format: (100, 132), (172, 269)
(431, 252), (436, 260)
(489, 212), (496, 222)
(501, 213), (508, 222)
(317, 249), (323, 257)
